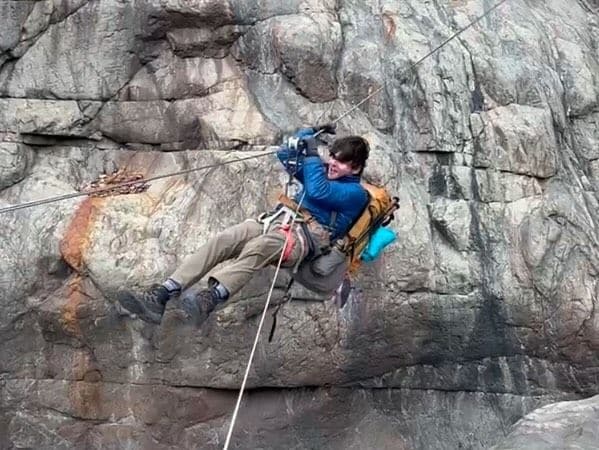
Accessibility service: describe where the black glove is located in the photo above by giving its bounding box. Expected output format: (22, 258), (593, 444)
(285, 124), (334, 156)
(314, 123), (336, 135)
(286, 127), (320, 157)
(301, 136), (320, 157)
(302, 123), (335, 156)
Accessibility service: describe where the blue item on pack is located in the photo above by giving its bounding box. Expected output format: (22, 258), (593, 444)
(360, 227), (397, 262)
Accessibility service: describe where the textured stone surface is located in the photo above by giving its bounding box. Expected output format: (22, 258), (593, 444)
(1, 0), (599, 448)
(232, 12), (341, 102)
(492, 395), (599, 450)
(0, 142), (34, 190)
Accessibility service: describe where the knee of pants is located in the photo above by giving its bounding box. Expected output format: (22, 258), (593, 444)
(241, 234), (282, 257)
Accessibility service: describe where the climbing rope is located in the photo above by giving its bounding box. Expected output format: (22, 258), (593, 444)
(0, 150), (279, 214)
(222, 191), (306, 450)
(330, 0), (510, 125)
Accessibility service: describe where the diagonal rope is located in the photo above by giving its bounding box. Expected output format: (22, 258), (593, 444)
(222, 192), (306, 450)
(221, 0), (510, 448)
(0, 150), (278, 215)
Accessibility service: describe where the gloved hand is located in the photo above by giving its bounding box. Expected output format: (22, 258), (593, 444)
(303, 123), (336, 156)
(284, 127), (318, 156)
(297, 123), (336, 155)
(284, 124), (335, 157)
(301, 136), (320, 157)
(314, 122), (336, 136)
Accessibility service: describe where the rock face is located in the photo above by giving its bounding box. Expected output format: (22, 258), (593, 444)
(492, 395), (599, 450)
(1, 0), (599, 449)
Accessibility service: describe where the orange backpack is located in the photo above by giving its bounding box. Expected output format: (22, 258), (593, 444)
(342, 183), (399, 274)
(280, 183), (398, 293)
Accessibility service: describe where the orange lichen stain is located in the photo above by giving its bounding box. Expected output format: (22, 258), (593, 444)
(59, 276), (105, 421)
(60, 197), (104, 272)
(58, 197), (105, 421)
(59, 197), (104, 337)
(61, 275), (85, 337)
(62, 287), (105, 420)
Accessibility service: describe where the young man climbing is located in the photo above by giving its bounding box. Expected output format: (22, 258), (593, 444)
(116, 126), (370, 326)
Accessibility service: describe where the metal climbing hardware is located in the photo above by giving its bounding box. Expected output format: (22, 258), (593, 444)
(285, 135), (306, 153)
(257, 205), (301, 235)
(257, 205), (308, 267)
(284, 123), (336, 153)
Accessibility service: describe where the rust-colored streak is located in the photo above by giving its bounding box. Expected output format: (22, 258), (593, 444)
(62, 280), (105, 421)
(58, 197), (105, 421)
(61, 275), (84, 337)
(60, 197), (104, 272)
(70, 380), (103, 420)
(59, 197), (103, 337)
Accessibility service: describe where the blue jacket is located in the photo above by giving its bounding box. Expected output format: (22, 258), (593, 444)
(277, 147), (368, 241)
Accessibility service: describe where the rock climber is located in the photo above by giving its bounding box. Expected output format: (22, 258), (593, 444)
(115, 125), (370, 326)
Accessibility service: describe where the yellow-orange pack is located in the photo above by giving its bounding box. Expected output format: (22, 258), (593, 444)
(341, 183), (398, 274)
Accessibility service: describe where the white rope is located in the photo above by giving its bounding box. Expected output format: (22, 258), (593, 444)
(223, 193), (306, 450)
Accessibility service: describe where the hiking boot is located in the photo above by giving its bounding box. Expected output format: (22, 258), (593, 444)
(116, 284), (170, 324)
(181, 289), (217, 326)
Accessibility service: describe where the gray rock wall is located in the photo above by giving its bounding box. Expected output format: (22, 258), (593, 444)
(492, 394), (599, 450)
(1, 0), (598, 448)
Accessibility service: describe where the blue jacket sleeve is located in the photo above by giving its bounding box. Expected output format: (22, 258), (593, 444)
(302, 156), (367, 207)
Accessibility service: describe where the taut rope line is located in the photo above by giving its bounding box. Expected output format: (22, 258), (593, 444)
(0, 150), (279, 215)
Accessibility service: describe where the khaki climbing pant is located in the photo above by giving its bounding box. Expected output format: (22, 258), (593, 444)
(169, 219), (309, 297)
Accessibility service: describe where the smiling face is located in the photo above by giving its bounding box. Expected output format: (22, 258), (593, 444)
(326, 136), (370, 180)
(327, 154), (361, 180)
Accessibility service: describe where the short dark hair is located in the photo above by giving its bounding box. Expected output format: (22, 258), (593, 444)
(329, 136), (370, 174)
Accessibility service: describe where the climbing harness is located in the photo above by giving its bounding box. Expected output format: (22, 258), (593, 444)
(257, 205), (309, 269)
(279, 222), (296, 263)
(276, 183), (398, 292)
(258, 205), (300, 235)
